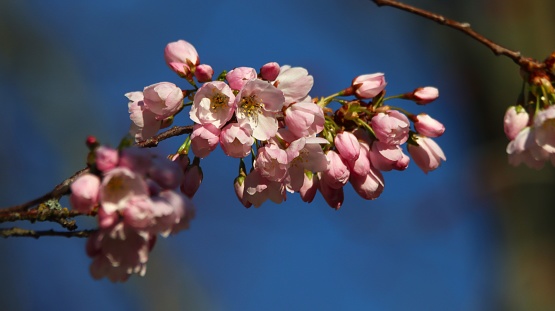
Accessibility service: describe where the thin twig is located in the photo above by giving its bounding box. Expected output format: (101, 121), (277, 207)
(1, 227), (96, 239)
(371, 0), (544, 72)
(0, 208), (93, 230)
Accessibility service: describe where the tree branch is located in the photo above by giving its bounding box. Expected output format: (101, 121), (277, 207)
(0, 125), (194, 213)
(0, 227), (96, 239)
(371, 0), (544, 72)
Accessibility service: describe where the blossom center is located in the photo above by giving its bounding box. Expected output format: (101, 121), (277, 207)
(239, 95), (262, 120)
(210, 91), (230, 111)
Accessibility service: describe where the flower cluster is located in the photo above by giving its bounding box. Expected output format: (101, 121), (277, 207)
(126, 39), (446, 210)
(504, 63), (555, 169)
(70, 144), (194, 282)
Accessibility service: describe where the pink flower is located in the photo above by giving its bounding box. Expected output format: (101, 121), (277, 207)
(334, 131), (360, 162)
(533, 105), (555, 152)
(118, 147), (152, 176)
(190, 81), (235, 128)
(299, 172), (319, 203)
(368, 141), (409, 171)
(407, 135), (446, 173)
(226, 67), (257, 90)
(255, 143), (289, 182)
(371, 110), (410, 145)
(414, 113), (445, 137)
(284, 100), (325, 138)
(243, 169), (286, 207)
(219, 123), (254, 158)
(504, 105), (529, 141)
(148, 156), (183, 190)
(70, 173), (101, 213)
(347, 142), (371, 177)
(194, 64), (213, 82)
(95, 146), (119, 172)
(318, 174), (344, 210)
(190, 124), (221, 158)
(234, 174), (252, 208)
(87, 222), (153, 282)
(284, 137), (329, 192)
(235, 79), (285, 141)
(274, 65), (313, 106)
(412, 87), (439, 105)
(506, 127), (549, 169)
(143, 82), (184, 120)
(164, 40), (199, 77)
(127, 92), (161, 142)
(148, 190), (192, 237)
(349, 166), (384, 200)
(351, 73), (387, 99)
(181, 163), (203, 198)
(260, 62), (280, 81)
(100, 168), (149, 214)
(321, 150), (350, 189)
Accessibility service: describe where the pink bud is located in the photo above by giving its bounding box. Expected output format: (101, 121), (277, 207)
(164, 40), (199, 76)
(234, 175), (252, 208)
(260, 62), (280, 81)
(194, 64), (214, 82)
(351, 73), (387, 99)
(407, 135), (446, 174)
(321, 150), (350, 189)
(190, 124), (221, 159)
(318, 174), (344, 210)
(412, 87), (439, 105)
(334, 131), (360, 162)
(181, 164), (203, 198)
(149, 156), (183, 190)
(414, 113), (445, 137)
(299, 172), (319, 203)
(349, 166), (384, 200)
(504, 105), (529, 140)
(226, 67), (257, 90)
(70, 173), (100, 213)
(371, 110), (410, 145)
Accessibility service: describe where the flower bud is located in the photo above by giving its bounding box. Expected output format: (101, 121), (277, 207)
(226, 67), (257, 90)
(504, 105), (529, 140)
(234, 175), (252, 208)
(143, 82), (184, 119)
(190, 124), (221, 159)
(69, 173), (100, 213)
(411, 87), (439, 105)
(414, 113), (445, 137)
(260, 62), (280, 81)
(299, 172), (319, 203)
(351, 73), (387, 99)
(194, 64), (214, 83)
(407, 135), (446, 174)
(95, 146), (119, 172)
(164, 40), (199, 77)
(334, 131), (361, 162)
(181, 163), (203, 198)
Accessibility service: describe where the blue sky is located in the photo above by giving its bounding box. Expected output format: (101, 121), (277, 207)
(0, 1), (501, 310)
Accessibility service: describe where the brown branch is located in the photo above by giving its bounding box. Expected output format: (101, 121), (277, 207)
(0, 207), (94, 230)
(371, 0), (545, 72)
(0, 125), (194, 214)
(1, 227), (96, 239)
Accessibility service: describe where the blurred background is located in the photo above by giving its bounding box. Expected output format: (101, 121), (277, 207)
(1, 0), (554, 310)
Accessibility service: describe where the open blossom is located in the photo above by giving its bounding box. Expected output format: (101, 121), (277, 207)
(227, 67), (257, 90)
(143, 82), (184, 120)
(351, 73), (387, 99)
(284, 137), (329, 192)
(408, 135), (446, 173)
(164, 40), (199, 77)
(190, 81), (235, 128)
(235, 79), (285, 141)
(87, 222), (153, 282)
(507, 127), (550, 169)
(243, 169), (286, 207)
(533, 105), (555, 152)
(255, 143), (289, 182)
(504, 105), (529, 140)
(100, 168), (150, 214)
(274, 65), (313, 106)
(127, 92), (161, 142)
(371, 110), (410, 145)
